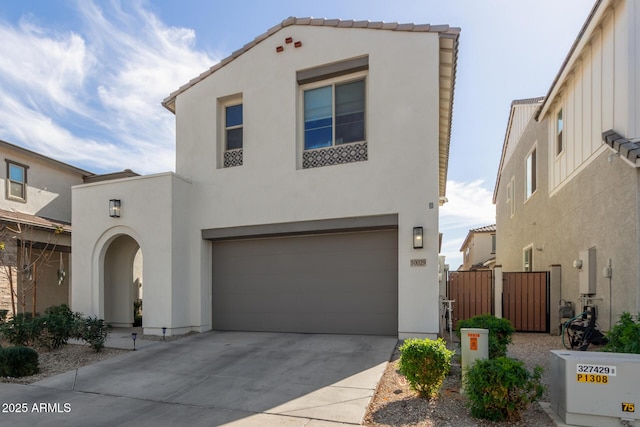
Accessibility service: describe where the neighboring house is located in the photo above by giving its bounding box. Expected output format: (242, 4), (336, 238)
(0, 139), (93, 316)
(71, 17), (460, 339)
(459, 224), (496, 271)
(494, 0), (640, 331)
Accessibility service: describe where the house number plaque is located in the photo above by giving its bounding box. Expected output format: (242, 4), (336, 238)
(410, 259), (427, 267)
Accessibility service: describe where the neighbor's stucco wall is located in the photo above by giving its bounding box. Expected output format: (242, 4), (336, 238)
(174, 25), (444, 338)
(461, 232), (494, 270)
(496, 111), (639, 331)
(0, 145), (85, 223)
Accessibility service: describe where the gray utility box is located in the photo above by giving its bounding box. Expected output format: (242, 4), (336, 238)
(550, 350), (640, 426)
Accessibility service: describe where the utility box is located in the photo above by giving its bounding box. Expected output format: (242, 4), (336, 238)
(550, 350), (640, 426)
(460, 328), (488, 391)
(578, 248), (597, 295)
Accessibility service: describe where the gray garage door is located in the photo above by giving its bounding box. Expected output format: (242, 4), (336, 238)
(212, 229), (398, 336)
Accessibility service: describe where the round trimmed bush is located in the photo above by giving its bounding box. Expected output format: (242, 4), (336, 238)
(398, 338), (455, 398)
(464, 357), (544, 422)
(0, 346), (39, 377)
(457, 314), (515, 358)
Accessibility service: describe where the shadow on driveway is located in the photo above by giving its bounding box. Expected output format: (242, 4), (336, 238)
(0, 331), (396, 426)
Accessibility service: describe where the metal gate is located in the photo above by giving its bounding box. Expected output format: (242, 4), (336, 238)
(447, 270), (493, 330)
(502, 271), (549, 332)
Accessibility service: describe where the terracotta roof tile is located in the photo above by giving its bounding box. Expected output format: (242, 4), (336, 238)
(161, 17), (460, 111)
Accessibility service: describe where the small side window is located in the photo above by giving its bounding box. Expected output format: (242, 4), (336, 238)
(225, 104), (243, 151)
(219, 95), (243, 168)
(556, 109), (563, 155)
(6, 161), (27, 202)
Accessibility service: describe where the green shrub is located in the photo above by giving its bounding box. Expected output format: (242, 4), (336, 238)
(38, 304), (82, 350)
(78, 316), (110, 352)
(457, 314), (515, 358)
(0, 309), (8, 324)
(0, 346), (39, 377)
(604, 312), (640, 354)
(464, 357), (544, 422)
(398, 338), (455, 398)
(0, 313), (42, 347)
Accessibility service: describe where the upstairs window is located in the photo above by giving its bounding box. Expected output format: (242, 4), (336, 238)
(525, 148), (537, 199)
(225, 104), (243, 151)
(556, 109), (563, 155)
(6, 161), (27, 201)
(304, 79), (365, 150)
(219, 95), (243, 168)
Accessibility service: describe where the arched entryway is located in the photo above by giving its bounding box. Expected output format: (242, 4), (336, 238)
(103, 234), (143, 327)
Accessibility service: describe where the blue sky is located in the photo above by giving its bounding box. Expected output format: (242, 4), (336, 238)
(0, 0), (594, 268)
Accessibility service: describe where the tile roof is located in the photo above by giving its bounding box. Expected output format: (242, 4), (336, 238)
(0, 208), (71, 233)
(602, 129), (640, 167)
(161, 16), (460, 113)
(470, 224), (496, 233)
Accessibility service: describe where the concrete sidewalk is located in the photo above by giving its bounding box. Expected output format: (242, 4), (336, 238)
(0, 331), (396, 426)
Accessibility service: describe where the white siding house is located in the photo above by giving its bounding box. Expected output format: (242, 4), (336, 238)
(72, 18), (459, 338)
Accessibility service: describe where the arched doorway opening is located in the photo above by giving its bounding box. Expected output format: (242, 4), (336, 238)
(103, 235), (143, 327)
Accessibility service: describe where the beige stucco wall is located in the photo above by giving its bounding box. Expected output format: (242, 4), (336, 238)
(461, 232), (494, 270)
(0, 145), (86, 223)
(173, 25), (444, 338)
(495, 113), (639, 331)
(0, 144), (83, 316)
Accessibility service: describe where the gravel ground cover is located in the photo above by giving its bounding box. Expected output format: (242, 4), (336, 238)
(0, 341), (128, 385)
(364, 332), (582, 427)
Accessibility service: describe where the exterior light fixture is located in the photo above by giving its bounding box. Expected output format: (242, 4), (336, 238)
(162, 327), (167, 341)
(131, 332), (137, 351)
(413, 227), (424, 249)
(109, 199), (121, 218)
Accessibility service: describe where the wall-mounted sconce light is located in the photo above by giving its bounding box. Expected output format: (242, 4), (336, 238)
(573, 259), (583, 269)
(109, 199), (121, 218)
(413, 227), (424, 249)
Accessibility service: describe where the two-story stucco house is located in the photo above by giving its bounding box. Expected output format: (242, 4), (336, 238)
(71, 18), (460, 338)
(0, 139), (94, 316)
(494, 0), (640, 331)
(458, 224), (496, 271)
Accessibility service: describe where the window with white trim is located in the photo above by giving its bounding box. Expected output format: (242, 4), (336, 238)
(507, 175), (515, 217)
(523, 246), (533, 272)
(6, 161), (27, 202)
(525, 148), (537, 199)
(556, 109), (563, 155)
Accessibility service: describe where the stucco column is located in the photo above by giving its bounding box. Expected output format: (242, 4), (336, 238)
(493, 266), (503, 318)
(550, 264), (562, 335)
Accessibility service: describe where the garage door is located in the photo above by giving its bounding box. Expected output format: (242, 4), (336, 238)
(211, 229), (398, 336)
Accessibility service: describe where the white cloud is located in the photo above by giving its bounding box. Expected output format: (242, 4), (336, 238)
(440, 179), (496, 270)
(0, 0), (218, 174)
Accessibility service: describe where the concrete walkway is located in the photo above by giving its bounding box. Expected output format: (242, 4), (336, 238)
(0, 331), (396, 426)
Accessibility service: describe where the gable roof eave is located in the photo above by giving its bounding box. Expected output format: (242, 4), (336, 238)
(535, 0), (609, 121)
(161, 17), (461, 115)
(493, 97), (544, 204)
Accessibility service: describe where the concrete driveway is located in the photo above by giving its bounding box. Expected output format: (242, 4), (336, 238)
(0, 331), (396, 426)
